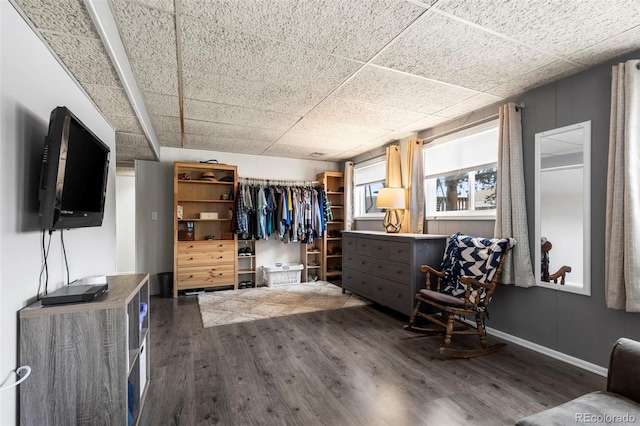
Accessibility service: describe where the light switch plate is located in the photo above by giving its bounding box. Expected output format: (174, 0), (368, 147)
(151, 211), (158, 220)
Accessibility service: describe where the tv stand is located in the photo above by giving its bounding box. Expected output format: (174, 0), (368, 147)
(19, 274), (150, 425)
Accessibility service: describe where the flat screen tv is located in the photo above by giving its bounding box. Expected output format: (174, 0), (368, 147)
(38, 106), (110, 231)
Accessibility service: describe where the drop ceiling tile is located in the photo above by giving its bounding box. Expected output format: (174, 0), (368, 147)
(84, 85), (136, 116)
(182, 68), (326, 116)
(307, 97), (429, 130)
(42, 34), (121, 87)
(111, 0), (177, 67)
(486, 61), (581, 98)
(15, 0), (100, 38)
(434, 93), (503, 118)
(124, 0), (175, 13)
(132, 61), (179, 97)
(373, 13), (555, 92)
(184, 120), (285, 142)
(115, 140), (154, 157)
(105, 114), (144, 134)
(334, 66), (480, 114)
(180, 0), (429, 62)
(142, 92), (180, 117)
(568, 26), (640, 67)
(184, 134), (272, 155)
(158, 132), (182, 148)
(282, 117), (389, 150)
(150, 114), (181, 134)
(116, 132), (150, 147)
(180, 17), (361, 94)
(262, 143), (344, 161)
(435, 0), (640, 58)
(183, 98), (300, 131)
(392, 115), (449, 134)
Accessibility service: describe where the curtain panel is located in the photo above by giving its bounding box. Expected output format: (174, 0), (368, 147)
(605, 59), (640, 312)
(343, 161), (355, 231)
(401, 139), (424, 234)
(494, 103), (536, 287)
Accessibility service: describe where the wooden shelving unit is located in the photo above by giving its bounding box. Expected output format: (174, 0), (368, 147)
(19, 274), (150, 425)
(174, 162), (238, 296)
(237, 239), (256, 287)
(300, 239), (322, 282)
(317, 171), (344, 284)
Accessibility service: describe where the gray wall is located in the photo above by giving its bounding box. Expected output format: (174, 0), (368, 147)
(488, 49), (640, 367)
(356, 50), (640, 368)
(1, 3), (117, 420)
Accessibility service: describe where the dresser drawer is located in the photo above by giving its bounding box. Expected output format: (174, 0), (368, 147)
(177, 249), (235, 267)
(372, 258), (410, 283)
(370, 240), (389, 259)
(389, 241), (411, 263)
(343, 252), (372, 274)
(356, 238), (372, 255)
(342, 267), (371, 297)
(343, 235), (357, 253)
(177, 265), (235, 287)
(371, 276), (412, 315)
(178, 240), (235, 253)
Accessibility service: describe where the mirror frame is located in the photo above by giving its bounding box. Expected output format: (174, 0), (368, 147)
(534, 121), (591, 296)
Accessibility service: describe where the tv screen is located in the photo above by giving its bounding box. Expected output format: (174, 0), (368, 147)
(38, 106), (110, 230)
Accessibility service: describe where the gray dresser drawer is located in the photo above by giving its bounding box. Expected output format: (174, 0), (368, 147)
(372, 258), (409, 282)
(389, 241), (411, 263)
(343, 235), (357, 253)
(342, 267), (372, 296)
(356, 238), (372, 255)
(343, 252), (371, 274)
(370, 239), (389, 259)
(371, 276), (412, 315)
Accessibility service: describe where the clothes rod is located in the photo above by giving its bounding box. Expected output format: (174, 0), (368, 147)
(238, 177), (320, 186)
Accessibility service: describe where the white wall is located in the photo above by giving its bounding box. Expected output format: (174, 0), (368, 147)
(136, 146), (339, 290)
(0, 3), (117, 422)
(116, 174), (136, 273)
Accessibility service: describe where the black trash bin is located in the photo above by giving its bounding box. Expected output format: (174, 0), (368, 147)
(157, 272), (173, 298)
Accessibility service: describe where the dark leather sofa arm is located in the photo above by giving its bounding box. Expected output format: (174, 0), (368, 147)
(607, 337), (640, 403)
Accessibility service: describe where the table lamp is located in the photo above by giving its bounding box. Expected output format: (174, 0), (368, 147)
(376, 187), (406, 233)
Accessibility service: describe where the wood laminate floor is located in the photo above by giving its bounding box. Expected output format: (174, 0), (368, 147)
(139, 295), (605, 426)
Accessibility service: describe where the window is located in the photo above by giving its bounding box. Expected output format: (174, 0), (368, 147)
(424, 121), (499, 218)
(354, 160), (386, 218)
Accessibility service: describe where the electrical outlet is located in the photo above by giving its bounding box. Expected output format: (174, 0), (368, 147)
(151, 211), (158, 220)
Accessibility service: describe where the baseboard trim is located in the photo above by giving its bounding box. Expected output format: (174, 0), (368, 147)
(486, 325), (608, 377)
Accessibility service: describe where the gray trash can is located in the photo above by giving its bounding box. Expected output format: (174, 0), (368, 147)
(157, 272), (173, 298)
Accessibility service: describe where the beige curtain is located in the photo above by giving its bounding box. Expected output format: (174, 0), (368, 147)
(343, 161), (355, 231)
(401, 139), (424, 233)
(494, 103), (536, 287)
(385, 145), (402, 188)
(605, 59), (640, 312)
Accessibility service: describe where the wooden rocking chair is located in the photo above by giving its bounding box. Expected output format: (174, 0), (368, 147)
(405, 233), (516, 358)
(541, 237), (572, 285)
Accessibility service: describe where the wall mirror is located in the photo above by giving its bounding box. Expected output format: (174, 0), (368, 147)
(534, 121), (591, 295)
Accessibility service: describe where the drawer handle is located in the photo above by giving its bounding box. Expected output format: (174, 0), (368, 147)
(377, 265), (382, 269)
(219, 256), (224, 259)
(397, 270), (402, 274)
(361, 261), (366, 265)
(397, 293), (402, 298)
(189, 275), (193, 278)
(189, 257), (194, 260)
(189, 245), (194, 248)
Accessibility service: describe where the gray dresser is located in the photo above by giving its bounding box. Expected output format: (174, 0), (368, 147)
(342, 231), (447, 316)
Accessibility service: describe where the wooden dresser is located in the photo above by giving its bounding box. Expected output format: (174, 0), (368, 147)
(174, 162), (238, 296)
(342, 231), (447, 316)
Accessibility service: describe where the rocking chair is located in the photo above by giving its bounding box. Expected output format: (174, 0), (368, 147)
(541, 237), (572, 285)
(406, 233), (516, 358)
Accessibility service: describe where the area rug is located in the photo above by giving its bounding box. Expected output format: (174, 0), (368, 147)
(197, 281), (370, 328)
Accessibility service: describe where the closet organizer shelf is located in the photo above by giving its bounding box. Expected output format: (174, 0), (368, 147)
(178, 219), (230, 222)
(317, 171), (345, 283)
(177, 199), (234, 203)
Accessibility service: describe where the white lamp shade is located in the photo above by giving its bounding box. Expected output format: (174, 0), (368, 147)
(376, 187), (406, 209)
